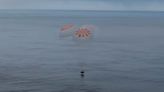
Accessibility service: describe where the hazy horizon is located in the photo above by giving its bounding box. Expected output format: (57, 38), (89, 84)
(0, 9), (164, 12)
(0, 0), (164, 11)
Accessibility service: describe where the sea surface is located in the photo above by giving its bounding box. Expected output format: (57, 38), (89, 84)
(0, 10), (164, 92)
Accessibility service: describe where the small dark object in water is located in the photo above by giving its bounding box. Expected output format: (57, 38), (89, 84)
(81, 73), (84, 78)
(80, 70), (84, 74)
(80, 70), (85, 78)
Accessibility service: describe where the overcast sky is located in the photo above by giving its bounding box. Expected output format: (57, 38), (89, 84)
(0, 0), (164, 11)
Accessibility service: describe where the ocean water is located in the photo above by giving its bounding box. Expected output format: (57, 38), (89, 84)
(0, 10), (164, 92)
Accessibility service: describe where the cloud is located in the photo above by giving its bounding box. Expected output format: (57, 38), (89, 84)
(0, 0), (164, 11)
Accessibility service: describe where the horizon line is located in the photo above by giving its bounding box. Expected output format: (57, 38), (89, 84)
(0, 9), (164, 12)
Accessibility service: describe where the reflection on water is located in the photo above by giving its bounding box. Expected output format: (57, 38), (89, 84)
(60, 79), (102, 92)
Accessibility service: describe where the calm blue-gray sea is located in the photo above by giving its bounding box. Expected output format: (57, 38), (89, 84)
(0, 10), (164, 92)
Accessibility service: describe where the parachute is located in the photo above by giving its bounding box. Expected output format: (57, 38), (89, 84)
(59, 24), (76, 38)
(74, 27), (91, 40)
(59, 24), (96, 41)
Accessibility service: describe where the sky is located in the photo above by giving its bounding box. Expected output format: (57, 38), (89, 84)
(0, 0), (164, 11)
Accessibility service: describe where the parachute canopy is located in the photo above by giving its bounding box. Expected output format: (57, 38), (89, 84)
(59, 24), (76, 38)
(60, 24), (74, 32)
(74, 27), (92, 40)
(59, 24), (96, 41)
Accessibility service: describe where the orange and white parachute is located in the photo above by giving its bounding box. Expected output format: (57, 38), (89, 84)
(73, 25), (94, 40)
(59, 24), (96, 41)
(59, 24), (76, 38)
